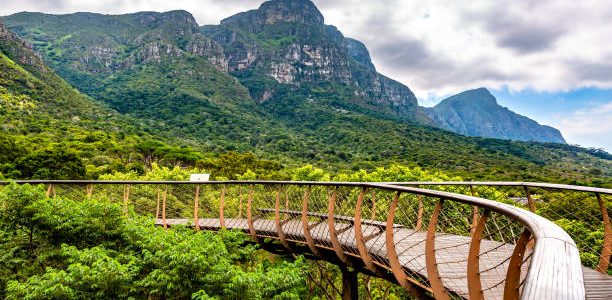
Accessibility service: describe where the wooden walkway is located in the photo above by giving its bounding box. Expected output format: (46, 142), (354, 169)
(8, 179), (606, 299)
(157, 217), (612, 300)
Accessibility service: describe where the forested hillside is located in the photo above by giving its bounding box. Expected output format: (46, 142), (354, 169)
(0, 20), (147, 179)
(1, 1), (610, 185)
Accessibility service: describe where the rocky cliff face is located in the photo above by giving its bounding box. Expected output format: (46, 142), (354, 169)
(3, 9), (254, 141)
(0, 19), (126, 135)
(5, 10), (228, 75)
(202, 0), (418, 116)
(426, 88), (566, 143)
(0, 20), (45, 70)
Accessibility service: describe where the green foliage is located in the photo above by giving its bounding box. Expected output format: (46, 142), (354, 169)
(15, 147), (86, 179)
(197, 151), (285, 180)
(335, 164), (460, 182)
(0, 183), (308, 299)
(291, 165), (330, 181)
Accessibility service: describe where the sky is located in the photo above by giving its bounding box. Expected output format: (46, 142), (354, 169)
(1, 0), (611, 151)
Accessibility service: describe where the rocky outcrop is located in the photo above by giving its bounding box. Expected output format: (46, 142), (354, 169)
(0, 20), (45, 70)
(426, 88), (566, 143)
(202, 0), (418, 116)
(5, 11), (228, 74)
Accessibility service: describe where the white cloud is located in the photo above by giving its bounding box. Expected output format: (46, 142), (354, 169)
(556, 102), (612, 150)
(311, 0), (612, 99)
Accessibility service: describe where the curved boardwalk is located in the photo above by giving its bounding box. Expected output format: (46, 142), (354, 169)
(4, 180), (610, 299)
(158, 215), (610, 300)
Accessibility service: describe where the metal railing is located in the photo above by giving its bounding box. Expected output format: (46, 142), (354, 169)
(0, 180), (588, 299)
(387, 182), (612, 275)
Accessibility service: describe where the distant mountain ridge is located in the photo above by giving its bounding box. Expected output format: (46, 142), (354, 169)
(426, 88), (565, 143)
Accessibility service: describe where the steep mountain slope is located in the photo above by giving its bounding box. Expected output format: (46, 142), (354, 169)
(0, 19), (150, 178)
(0, 19), (131, 139)
(3, 10), (298, 151)
(427, 88), (565, 143)
(201, 0), (419, 118)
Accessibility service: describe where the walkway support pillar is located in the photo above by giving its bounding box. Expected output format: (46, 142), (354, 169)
(341, 267), (358, 300)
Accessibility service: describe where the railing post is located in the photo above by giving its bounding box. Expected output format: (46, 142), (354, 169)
(194, 185), (200, 231)
(246, 185), (260, 243)
(355, 187), (377, 273)
(285, 189), (290, 221)
(596, 193), (612, 273)
(523, 186), (536, 212)
(425, 199), (450, 300)
(469, 185), (479, 236)
(370, 190), (377, 220)
(386, 192), (409, 286)
(162, 185), (168, 229)
(86, 184), (93, 199)
(301, 186), (321, 257)
(155, 188), (161, 220)
(385, 192), (425, 298)
(219, 186), (226, 229)
(328, 187), (349, 265)
(123, 184), (131, 217)
(504, 230), (531, 300)
(275, 185), (292, 251)
(467, 209), (489, 300)
(238, 187), (243, 218)
(415, 194), (424, 231)
(46, 184), (55, 198)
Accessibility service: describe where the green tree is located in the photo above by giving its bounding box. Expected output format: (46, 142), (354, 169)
(15, 147), (86, 179)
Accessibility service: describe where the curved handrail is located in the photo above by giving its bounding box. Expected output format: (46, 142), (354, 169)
(3, 179), (610, 194)
(386, 181), (612, 195)
(0, 180), (588, 299)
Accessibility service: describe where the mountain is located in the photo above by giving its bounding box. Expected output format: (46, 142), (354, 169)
(427, 88), (566, 143)
(201, 0), (419, 117)
(201, 0), (564, 142)
(3, 10), (304, 152)
(2, 2), (610, 183)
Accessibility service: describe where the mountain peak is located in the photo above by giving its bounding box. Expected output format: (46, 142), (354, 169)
(128, 10), (198, 28)
(345, 37), (376, 71)
(429, 88), (566, 143)
(221, 0), (323, 27)
(439, 87), (498, 107)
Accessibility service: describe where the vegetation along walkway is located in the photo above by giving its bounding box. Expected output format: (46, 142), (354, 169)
(5, 180), (612, 299)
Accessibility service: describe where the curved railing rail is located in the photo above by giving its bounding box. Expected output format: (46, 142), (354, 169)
(386, 181), (612, 275)
(0, 180), (588, 299)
